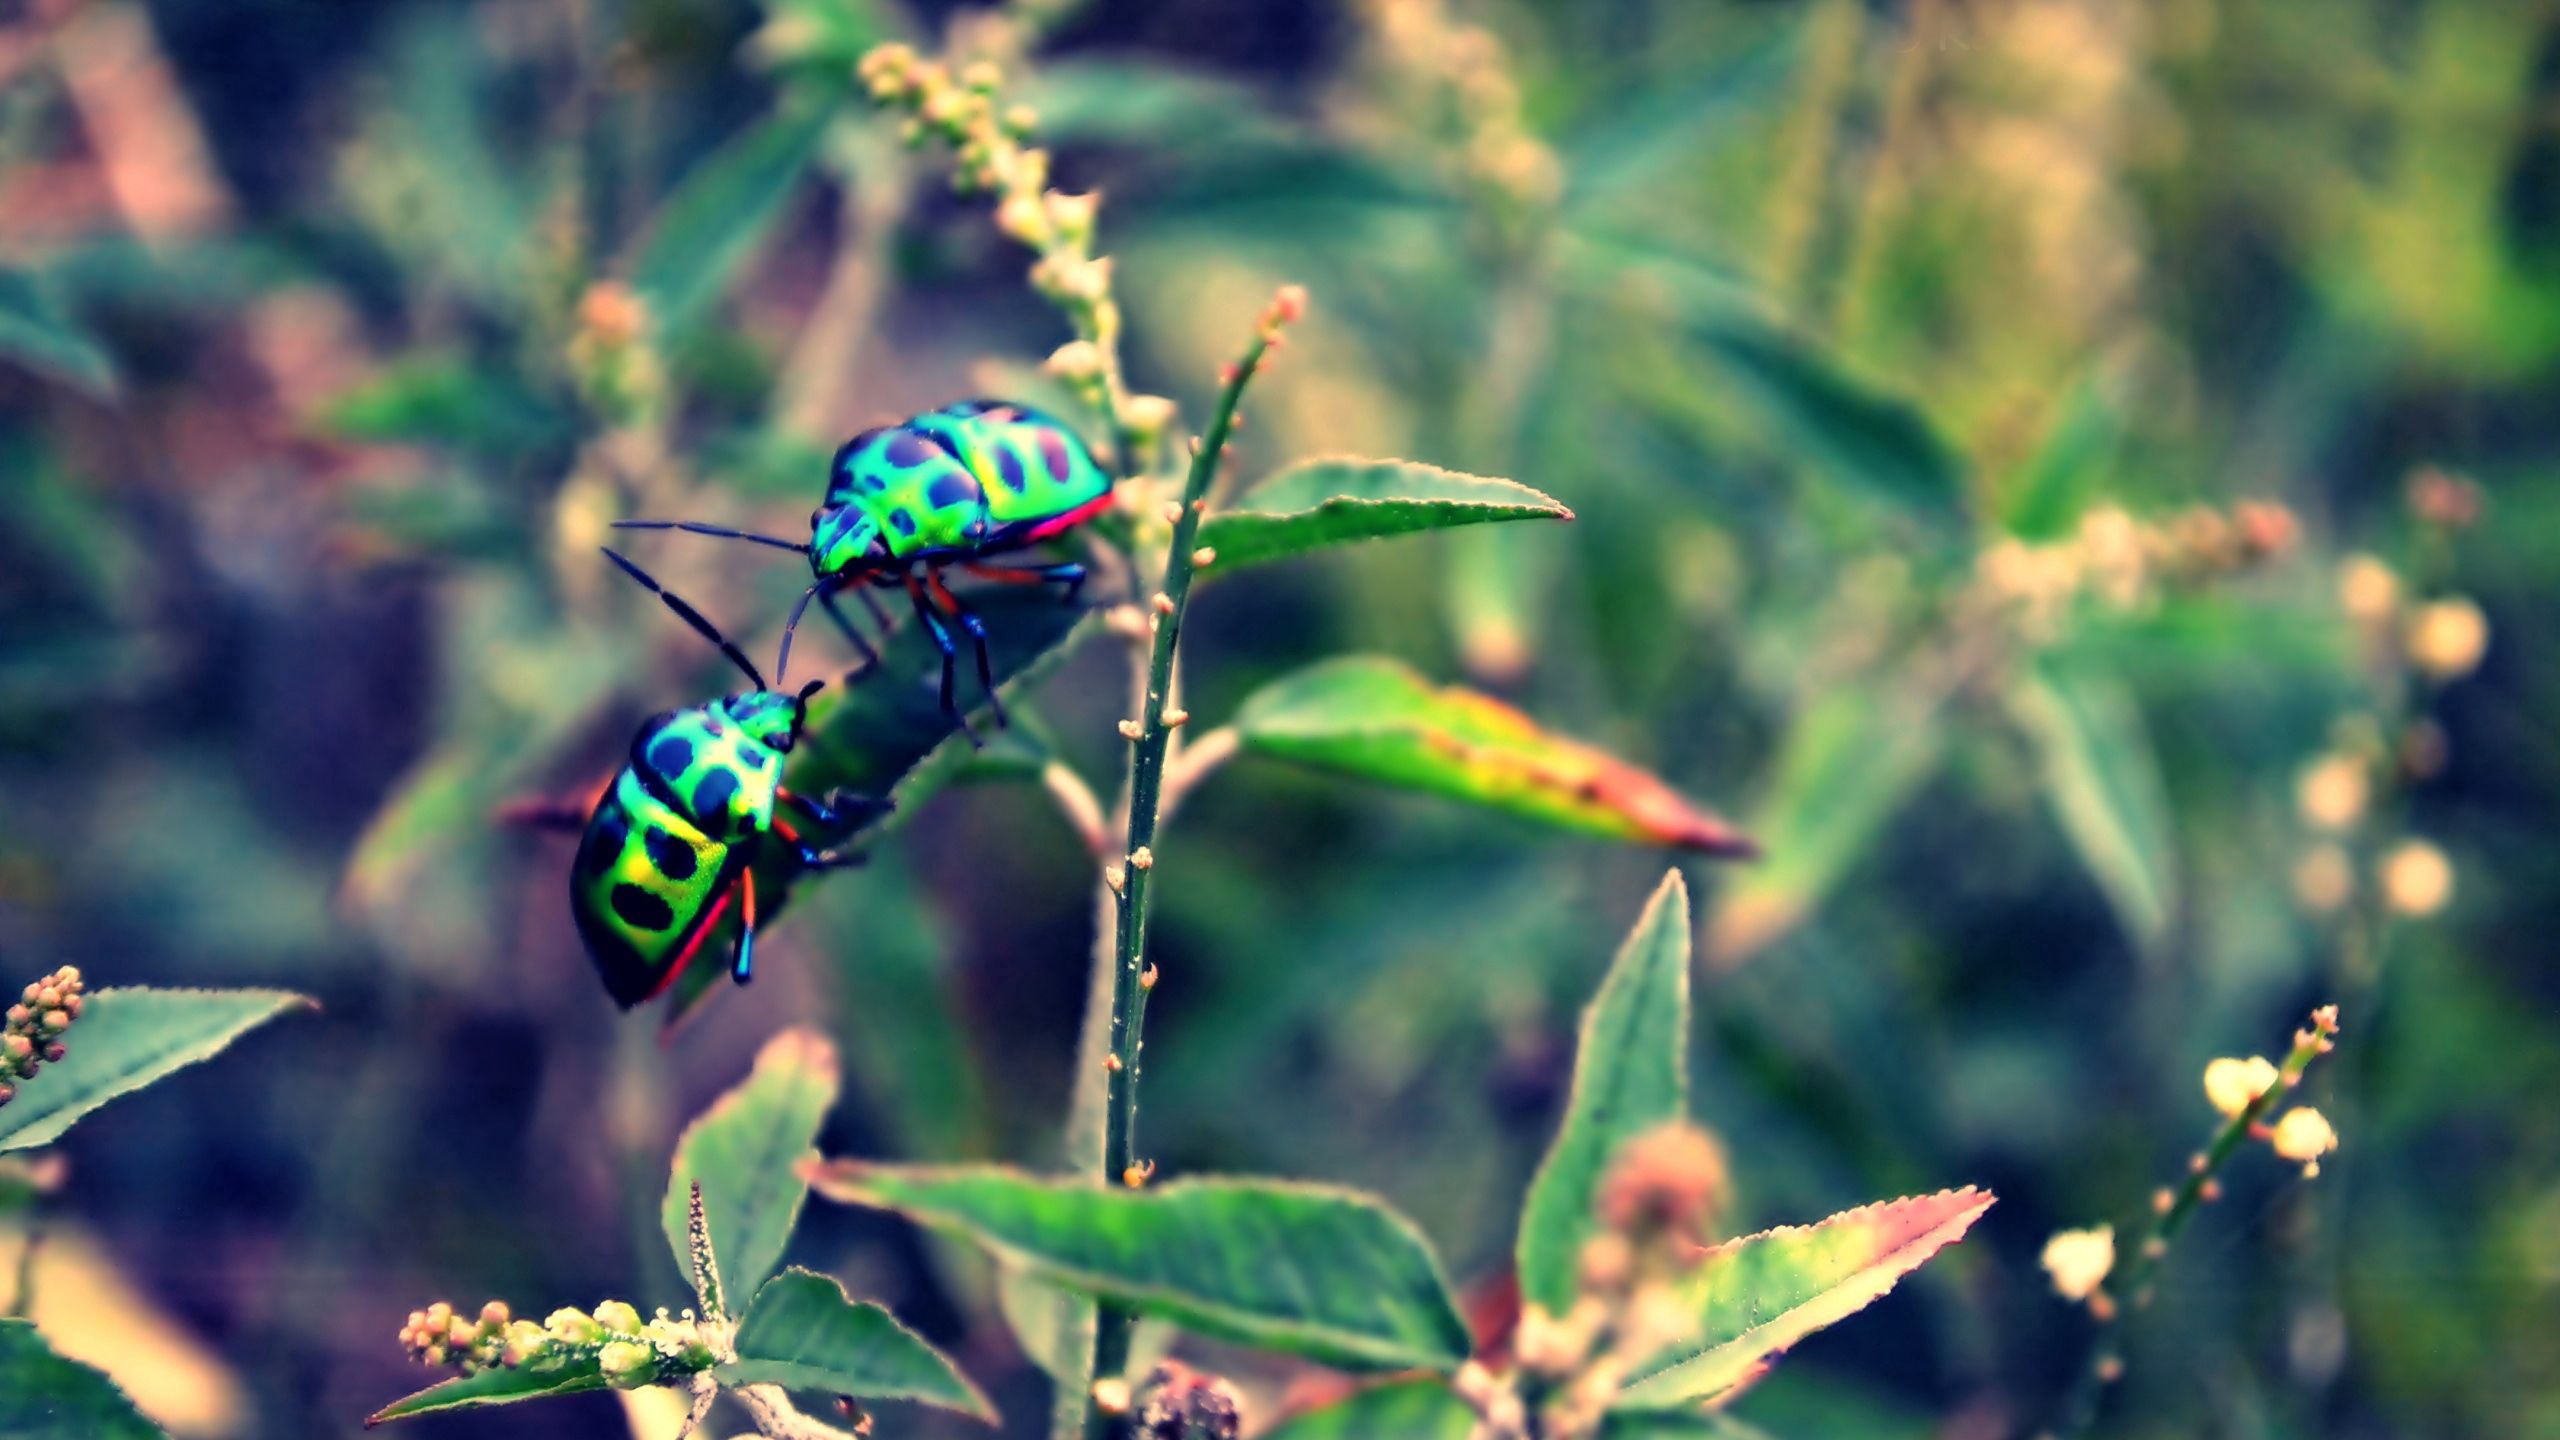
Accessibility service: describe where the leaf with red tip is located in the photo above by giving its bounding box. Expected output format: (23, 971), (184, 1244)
(1234, 657), (1757, 856)
(1617, 1188), (1995, 1409)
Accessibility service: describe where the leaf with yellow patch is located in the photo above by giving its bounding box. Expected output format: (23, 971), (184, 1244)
(1233, 658), (1756, 856)
(1617, 1188), (1995, 1410)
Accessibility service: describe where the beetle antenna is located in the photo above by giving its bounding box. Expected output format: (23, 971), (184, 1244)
(613, 519), (810, 555)
(775, 579), (828, 688)
(600, 548), (768, 691)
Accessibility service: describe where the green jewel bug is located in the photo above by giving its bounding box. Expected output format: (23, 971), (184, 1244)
(538, 549), (887, 1009)
(613, 399), (1110, 744)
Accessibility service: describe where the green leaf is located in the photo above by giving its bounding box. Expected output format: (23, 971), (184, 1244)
(995, 1267), (1177, 1391)
(1601, 1414), (1777, 1440)
(1195, 458), (1570, 572)
(1998, 378), (2118, 540)
(631, 105), (831, 334)
(316, 355), (572, 458)
(1617, 1188), (1995, 1409)
(716, 1268), (992, 1421)
(364, 1354), (606, 1426)
(2008, 659), (2177, 951)
(1706, 678), (1943, 964)
(782, 589), (1095, 800)
(662, 1027), (837, 1311)
(1688, 312), (1965, 525)
(1518, 872), (1693, 1313)
(0, 988), (313, 1153)
(0, 1319), (163, 1439)
(1257, 1379), (1474, 1440)
(1233, 657), (1756, 856)
(806, 1165), (1472, 1373)
(0, 269), (117, 397)
(1562, 20), (1805, 212)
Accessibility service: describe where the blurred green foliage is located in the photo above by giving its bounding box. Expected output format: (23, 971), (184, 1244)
(1, 0), (2554, 1436)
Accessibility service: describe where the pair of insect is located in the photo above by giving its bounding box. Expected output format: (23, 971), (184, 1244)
(541, 399), (1111, 1009)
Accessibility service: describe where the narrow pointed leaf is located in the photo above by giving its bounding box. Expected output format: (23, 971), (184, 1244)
(2009, 660), (2176, 950)
(1616, 1188), (1995, 1409)
(630, 105), (831, 333)
(0, 1319), (162, 1439)
(364, 1354), (605, 1425)
(663, 1028), (837, 1307)
(1689, 314), (1964, 526)
(0, 988), (313, 1153)
(806, 1164), (1472, 1373)
(1234, 657), (1756, 855)
(716, 1268), (992, 1421)
(1196, 458), (1570, 572)
(0, 269), (117, 397)
(1705, 678), (1942, 965)
(1518, 872), (1693, 1313)
(1258, 1379), (1474, 1440)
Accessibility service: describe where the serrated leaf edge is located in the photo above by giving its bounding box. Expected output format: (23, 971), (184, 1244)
(803, 1163), (1472, 1372)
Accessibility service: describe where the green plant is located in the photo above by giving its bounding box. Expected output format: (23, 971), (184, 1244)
(813, 873), (1990, 1438)
(0, 965), (309, 1432)
(372, 1027), (985, 1437)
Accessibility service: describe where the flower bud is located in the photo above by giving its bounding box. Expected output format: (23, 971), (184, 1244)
(598, 1339), (654, 1388)
(2379, 839), (2453, 917)
(2040, 1225), (2115, 1302)
(2203, 1056), (2279, 1118)
(1595, 1123), (1729, 1246)
(2294, 753), (2367, 831)
(545, 1307), (604, 1345)
(592, 1299), (643, 1335)
(2406, 597), (2488, 681)
(2270, 1108), (2338, 1176)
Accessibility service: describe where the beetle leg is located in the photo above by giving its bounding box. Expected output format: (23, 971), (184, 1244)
(817, 584), (883, 674)
(964, 560), (1087, 607)
(903, 575), (981, 748)
(732, 869), (758, 986)
(928, 570), (1008, 729)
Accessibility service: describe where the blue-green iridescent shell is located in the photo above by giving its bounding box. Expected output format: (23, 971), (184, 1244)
(570, 694), (791, 1008)
(816, 401), (1110, 568)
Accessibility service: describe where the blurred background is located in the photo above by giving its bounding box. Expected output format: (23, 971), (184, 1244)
(0, 0), (2553, 1435)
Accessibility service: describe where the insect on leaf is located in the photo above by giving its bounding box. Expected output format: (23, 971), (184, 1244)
(364, 1354), (607, 1426)
(1233, 657), (1756, 856)
(1196, 458), (1570, 572)
(0, 1319), (162, 1440)
(1615, 1188), (1995, 1410)
(0, 988), (314, 1154)
(662, 1028), (837, 1310)
(1517, 872), (1692, 1314)
(805, 1164), (1473, 1374)
(715, 1268), (992, 1421)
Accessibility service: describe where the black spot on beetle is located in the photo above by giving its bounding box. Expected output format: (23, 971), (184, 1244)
(882, 431), (937, 469)
(647, 734), (693, 778)
(995, 445), (1026, 493)
(1038, 429), (1074, 482)
(888, 509), (918, 537)
(926, 472), (980, 510)
(582, 808), (628, 876)
(693, 768), (739, 823)
(644, 826), (699, 880)
(611, 882), (676, 931)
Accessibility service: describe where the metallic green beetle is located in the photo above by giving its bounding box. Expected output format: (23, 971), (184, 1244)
(562, 549), (882, 1008)
(614, 399), (1109, 741)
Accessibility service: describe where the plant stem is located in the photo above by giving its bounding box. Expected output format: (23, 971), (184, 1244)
(1081, 299), (1295, 1439)
(2054, 1007), (2341, 1436)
